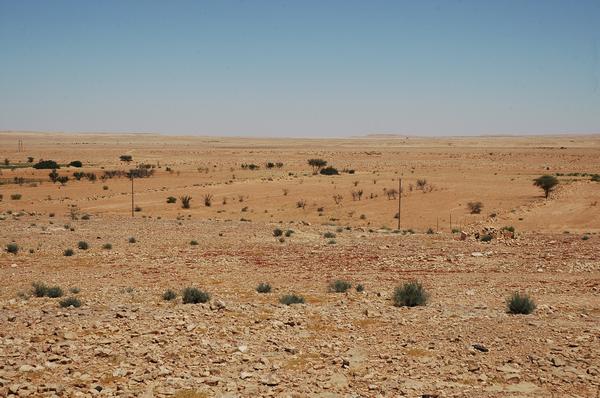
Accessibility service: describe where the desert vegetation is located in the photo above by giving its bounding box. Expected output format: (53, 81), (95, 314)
(0, 133), (598, 397)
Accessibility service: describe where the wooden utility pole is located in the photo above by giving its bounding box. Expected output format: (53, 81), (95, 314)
(397, 178), (402, 230)
(131, 175), (134, 217)
(449, 212), (452, 232)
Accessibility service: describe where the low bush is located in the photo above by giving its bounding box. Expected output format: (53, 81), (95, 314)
(59, 297), (81, 308)
(467, 201), (483, 214)
(162, 289), (177, 301)
(393, 281), (428, 307)
(320, 166), (339, 175)
(256, 282), (272, 293)
(166, 196), (177, 203)
(11, 194), (22, 200)
(102, 243), (112, 250)
(180, 195), (192, 209)
(280, 294), (305, 305)
(32, 282), (48, 297)
(182, 287), (210, 304)
(128, 237), (136, 243)
(356, 284), (365, 292)
(6, 243), (19, 254)
(190, 240), (199, 245)
(47, 286), (64, 298)
(78, 241), (89, 250)
(33, 160), (59, 169)
(507, 292), (536, 314)
(329, 280), (352, 293)
(64, 248), (74, 256)
(323, 232), (336, 239)
(480, 234), (493, 242)
(273, 228), (283, 237)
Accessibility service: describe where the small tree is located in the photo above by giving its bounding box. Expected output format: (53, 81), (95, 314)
(533, 175), (559, 199)
(203, 194), (213, 207)
(308, 159), (327, 174)
(69, 160), (82, 167)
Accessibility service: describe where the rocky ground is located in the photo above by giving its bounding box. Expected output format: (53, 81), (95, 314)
(1, 214), (599, 397)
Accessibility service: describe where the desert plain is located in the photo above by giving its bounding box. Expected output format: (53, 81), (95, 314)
(0, 131), (599, 397)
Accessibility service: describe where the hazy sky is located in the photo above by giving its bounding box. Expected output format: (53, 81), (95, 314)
(1, 1), (599, 137)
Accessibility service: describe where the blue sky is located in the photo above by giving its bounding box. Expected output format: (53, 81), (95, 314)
(1, 0), (599, 137)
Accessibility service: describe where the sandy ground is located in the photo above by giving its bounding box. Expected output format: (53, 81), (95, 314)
(0, 132), (599, 397)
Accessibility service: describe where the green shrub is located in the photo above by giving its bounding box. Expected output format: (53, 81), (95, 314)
(426, 228), (435, 234)
(323, 232), (336, 239)
(180, 195), (192, 209)
(69, 287), (80, 294)
(480, 234), (493, 242)
(507, 292), (536, 314)
(6, 243), (19, 254)
(329, 280), (352, 293)
(167, 196), (177, 203)
(128, 237), (136, 243)
(10, 194), (22, 200)
(182, 287), (210, 304)
(47, 286), (64, 298)
(591, 174), (600, 182)
(393, 281), (428, 307)
(273, 228), (283, 237)
(69, 160), (82, 167)
(78, 241), (89, 250)
(102, 243), (112, 250)
(280, 294), (305, 305)
(256, 282), (272, 293)
(451, 228), (460, 233)
(162, 289), (177, 301)
(33, 160), (59, 169)
(285, 229), (294, 237)
(467, 201), (483, 214)
(320, 166), (339, 175)
(32, 282), (48, 297)
(502, 226), (515, 233)
(64, 248), (74, 256)
(356, 284), (365, 292)
(582, 235), (590, 241)
(190, 240), (199, 245)
(59, 297), (81, 308)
